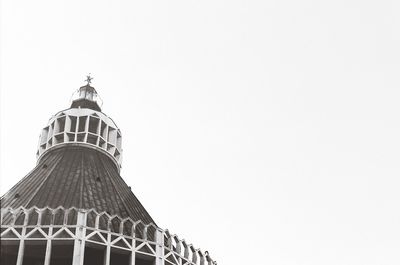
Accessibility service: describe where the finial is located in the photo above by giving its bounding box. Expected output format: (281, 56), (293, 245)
(85, 74), (93, 86)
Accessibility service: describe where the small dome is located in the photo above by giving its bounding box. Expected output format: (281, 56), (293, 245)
(36, 86), (122, 171)
(70, 85), (103, 111)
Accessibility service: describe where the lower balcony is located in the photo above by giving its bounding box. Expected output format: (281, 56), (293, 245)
(1, 207), (216, 265)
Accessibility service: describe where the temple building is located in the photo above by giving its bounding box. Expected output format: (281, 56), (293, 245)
(0, 78), (217, 265)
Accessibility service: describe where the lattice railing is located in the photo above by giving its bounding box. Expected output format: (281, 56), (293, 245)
(1, 207), (217, 265)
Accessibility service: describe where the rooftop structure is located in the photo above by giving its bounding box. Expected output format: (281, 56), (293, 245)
(0, 79), (217, 265)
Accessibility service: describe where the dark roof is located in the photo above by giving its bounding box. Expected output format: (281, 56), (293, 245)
(71, 98), (101, 111)
(70, 85), (102, 111)
(0, 146), (156, 226)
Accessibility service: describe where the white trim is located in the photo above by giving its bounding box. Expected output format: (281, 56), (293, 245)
(1, 207), (217, 265)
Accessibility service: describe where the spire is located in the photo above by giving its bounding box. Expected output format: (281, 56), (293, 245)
(71, 74), (102, 111)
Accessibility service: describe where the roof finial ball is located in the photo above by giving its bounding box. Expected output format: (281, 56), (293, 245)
(85, 73), (93, 86)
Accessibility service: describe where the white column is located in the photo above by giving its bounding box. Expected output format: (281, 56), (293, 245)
(103, 218), (111, 265)
(130, 229), (136, 265)
(72, 210), (87, 265)
(15, 210), (28, 265)
(155, 228), (164, 265)
(103, 233), (111, 265)
(43, 226), (53, 265)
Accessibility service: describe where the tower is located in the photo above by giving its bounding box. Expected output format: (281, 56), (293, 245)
(0, 79), (217, 265)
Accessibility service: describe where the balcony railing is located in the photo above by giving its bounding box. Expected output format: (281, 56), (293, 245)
(1, 207), (217, 265)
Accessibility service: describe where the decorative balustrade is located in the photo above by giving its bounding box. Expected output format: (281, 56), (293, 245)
(36, 108), (123, 171)
(1, 207), (217, 265)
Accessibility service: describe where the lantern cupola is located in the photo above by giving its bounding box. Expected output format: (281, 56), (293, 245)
(36, 76), (123, 171)
(70, 75), (102, 111)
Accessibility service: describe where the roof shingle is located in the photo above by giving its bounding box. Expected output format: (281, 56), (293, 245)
(0, 146), (156, 226)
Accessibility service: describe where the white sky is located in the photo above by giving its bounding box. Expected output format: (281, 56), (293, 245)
(1, 0), (400, 264)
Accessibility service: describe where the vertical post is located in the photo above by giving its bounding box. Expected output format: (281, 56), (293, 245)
(84, 116), (90, 142)
(103, 238), (110, 265)
(103, 244), (111, 265)
(130, 234), (135, 265)
(155, 228), (164, 265)
(72, 210), (87, 265)
(130, 223), (136, 265)
(130, 247), (135, 265)
(16, 231), (26, 265)
(16, 209), (28, 265)
(43, 226), (53, 265)
(75, 116), (79, 141)
(103, 220), (111, 265)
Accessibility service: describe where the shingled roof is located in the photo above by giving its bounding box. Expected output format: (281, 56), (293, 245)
(0, 146), (156, 226)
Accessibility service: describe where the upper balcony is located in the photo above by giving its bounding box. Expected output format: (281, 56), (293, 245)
(36, 108), (122, 171)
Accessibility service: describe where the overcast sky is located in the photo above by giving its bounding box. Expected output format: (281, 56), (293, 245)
(1, 0), (400, 264)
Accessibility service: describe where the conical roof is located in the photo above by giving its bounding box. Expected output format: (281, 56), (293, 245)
(0, 145), (156, 225)
(1, 80), (156, 226)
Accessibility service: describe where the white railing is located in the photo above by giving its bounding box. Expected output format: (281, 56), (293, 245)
(1, 207), (217, 265)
